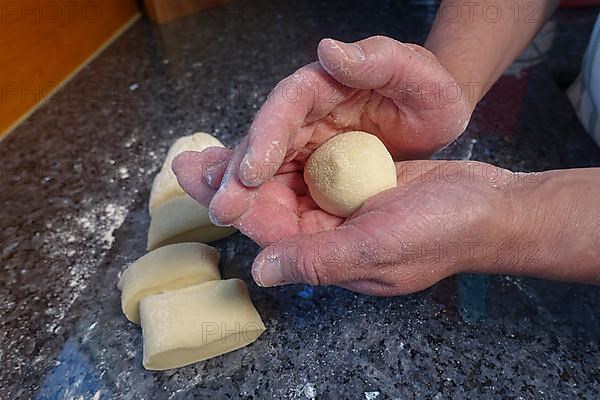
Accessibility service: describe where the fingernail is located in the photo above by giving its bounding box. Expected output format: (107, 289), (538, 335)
(204, 166), (218, 189)
(217, 168), (232, 194)
(208, 208), (227, 227)
(240, 152), (258, 187)
(253, 255), (282, 287)
(334, 40), (364, 61)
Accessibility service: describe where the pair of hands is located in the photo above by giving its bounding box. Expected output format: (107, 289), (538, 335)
(173, 36), (512, 295)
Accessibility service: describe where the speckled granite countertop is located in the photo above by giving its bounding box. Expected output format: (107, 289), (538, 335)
(1, 1), (599, 399)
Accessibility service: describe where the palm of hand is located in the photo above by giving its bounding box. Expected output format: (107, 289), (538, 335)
(256, 160), (510, 295)
(226, 158), (341, 246)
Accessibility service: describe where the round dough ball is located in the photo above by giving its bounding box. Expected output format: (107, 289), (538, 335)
(304, 131), (397, 217)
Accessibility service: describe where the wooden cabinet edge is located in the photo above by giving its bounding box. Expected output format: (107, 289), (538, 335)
(143, 0), (230, 24)
(0, 11), (141, 141)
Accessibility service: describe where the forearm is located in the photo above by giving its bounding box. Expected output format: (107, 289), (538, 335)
(489, 168), (600, 284)
(425, 0), (558, 108)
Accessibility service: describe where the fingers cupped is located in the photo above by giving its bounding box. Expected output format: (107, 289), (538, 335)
(240, 62), (353, 187)
(317, 36), (445, 102)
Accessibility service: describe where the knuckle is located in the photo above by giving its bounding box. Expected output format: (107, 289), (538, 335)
(297, 247), (323, 286)
(368, 35), (390, 44)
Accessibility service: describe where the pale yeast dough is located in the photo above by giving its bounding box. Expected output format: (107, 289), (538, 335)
(304, 131), (397, 217)
(148, 195), (235, 249)
(140, 279), (266, 370)
(147, 132), (235, 250)
(118, 243), (220, 324)
(149, 132), (222, 211)
(118, 244), (265, 369)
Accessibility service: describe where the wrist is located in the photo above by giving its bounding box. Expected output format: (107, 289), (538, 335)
(478, 171), (548, 275)
(478, 169), (600, 283)
(426, 35), (489, 111)
(457, 166), (525, 274)
(442, 163), (524, 275)
(430, 55), (481, 113)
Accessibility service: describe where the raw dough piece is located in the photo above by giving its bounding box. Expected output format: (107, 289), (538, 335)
(304, 131), (397, 217)
(118, 243), (220, 324)
(147, 132), (235, 250)
(148, 196), (236, 250)
(150, 132), (223, 211)
(140, 279), (266, 370)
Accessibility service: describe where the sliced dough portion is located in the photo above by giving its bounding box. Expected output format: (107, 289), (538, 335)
(147, 132), (236, 249)
(118, 243), (220, 324)
(140, 279), (266, 370)
(150, 132), (223, 211)
(147, 194), (236, 250)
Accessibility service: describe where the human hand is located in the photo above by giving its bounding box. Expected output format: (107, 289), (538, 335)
(174, 158), (517, 295)
(248, 160), (518, 295)
(174, 35), (474, 228)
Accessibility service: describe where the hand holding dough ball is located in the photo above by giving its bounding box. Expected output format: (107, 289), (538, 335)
(304, 131), (397, 217)
(140, 279), (266, 370)
(118, 243), (220, 324)
(147, 132), (235, 250)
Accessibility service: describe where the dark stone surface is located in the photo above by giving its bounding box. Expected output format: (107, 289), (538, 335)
(546, 6), (600, 89)
(0, 1), (599, 399)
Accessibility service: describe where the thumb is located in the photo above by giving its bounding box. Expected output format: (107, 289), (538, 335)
(317, 36), (445, 101)
(251, 228), (365, 287)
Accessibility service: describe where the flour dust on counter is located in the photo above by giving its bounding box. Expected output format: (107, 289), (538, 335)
(0, 196), (133, 398)
(42, 201), (128, 335)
